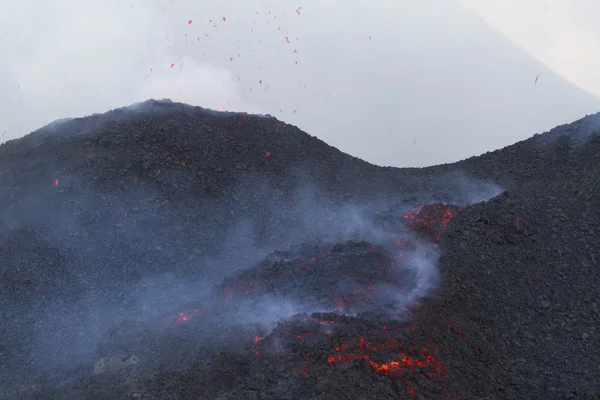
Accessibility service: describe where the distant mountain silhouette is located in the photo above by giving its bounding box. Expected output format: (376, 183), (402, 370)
(238, 0), (600, 167)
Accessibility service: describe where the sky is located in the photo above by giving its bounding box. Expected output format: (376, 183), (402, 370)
(1, 0), (599, 167)
(458, 0), (600, 97)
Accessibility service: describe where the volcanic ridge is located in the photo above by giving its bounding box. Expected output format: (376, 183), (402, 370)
(1, 99), (600, 399)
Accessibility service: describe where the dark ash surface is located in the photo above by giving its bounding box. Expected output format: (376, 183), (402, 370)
(1, 100), (599, 399)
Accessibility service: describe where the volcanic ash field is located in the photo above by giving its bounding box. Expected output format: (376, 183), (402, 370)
(0, 100), (599, 399)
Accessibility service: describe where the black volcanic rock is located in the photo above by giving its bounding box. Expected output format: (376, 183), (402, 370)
(0, 100), (599, 399)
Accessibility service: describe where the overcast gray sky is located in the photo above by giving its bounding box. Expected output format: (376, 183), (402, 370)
(1, 0), (599, 167)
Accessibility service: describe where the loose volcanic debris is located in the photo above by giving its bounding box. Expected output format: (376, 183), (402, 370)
(0, 100), (599, 399)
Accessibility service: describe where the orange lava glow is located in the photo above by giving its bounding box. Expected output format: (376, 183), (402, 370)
(325, 337), (443, 378)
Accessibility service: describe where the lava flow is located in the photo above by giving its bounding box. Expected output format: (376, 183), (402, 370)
(152, 203), (462, 398)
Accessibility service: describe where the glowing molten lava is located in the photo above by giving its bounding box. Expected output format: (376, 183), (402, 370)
(403, 203), (462, 242)
(152, 202), (462, 398)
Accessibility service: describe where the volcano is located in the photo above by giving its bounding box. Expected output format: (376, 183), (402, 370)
(0, 100), (599, 399)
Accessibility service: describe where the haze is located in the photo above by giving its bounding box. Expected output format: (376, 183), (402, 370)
(1, 0), (599, 167)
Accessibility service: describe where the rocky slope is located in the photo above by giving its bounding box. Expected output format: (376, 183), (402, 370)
(0, 99), (599, 399)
